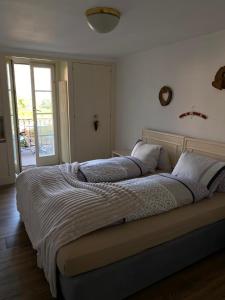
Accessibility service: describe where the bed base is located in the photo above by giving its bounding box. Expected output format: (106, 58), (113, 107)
(58, 219), (225, 300)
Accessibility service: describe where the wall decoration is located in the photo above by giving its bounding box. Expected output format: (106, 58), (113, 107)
(159, 86), (173, 106)
(93, 114), (99, 131)
(212, 66), (225, 90)
(179, 111), (208, 120)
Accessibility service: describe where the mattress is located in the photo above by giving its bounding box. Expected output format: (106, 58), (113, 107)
(57, 192), (225, 277)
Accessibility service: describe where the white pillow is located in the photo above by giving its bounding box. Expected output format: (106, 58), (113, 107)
(158, 148), (172, 172)
(172, 151), (225, 195)
(131, 141), (161, 172)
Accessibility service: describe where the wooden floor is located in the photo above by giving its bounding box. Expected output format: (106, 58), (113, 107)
(1, 185), (225, 300)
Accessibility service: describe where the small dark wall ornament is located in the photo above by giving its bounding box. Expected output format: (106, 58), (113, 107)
(212, 66), (225, 90)
(93, 114), (99, 131)
(179, 111), (208, 120)
(159, 86), (173, 106)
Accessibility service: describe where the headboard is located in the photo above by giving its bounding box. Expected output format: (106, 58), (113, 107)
(142, 128), (225, 165)
(183, 137), (225, 162)
(142, 129), (185, 167)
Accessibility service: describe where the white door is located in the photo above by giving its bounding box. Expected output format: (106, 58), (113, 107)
(73, 63), (112, 162)
(30, 64), (59, 166)
(6, 61), (21, 173)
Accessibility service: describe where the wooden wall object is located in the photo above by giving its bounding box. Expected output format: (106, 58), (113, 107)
(159, 86), (173, 106)
(212, 66), (225, 90)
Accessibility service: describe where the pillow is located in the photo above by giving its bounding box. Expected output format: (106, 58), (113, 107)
(217, 177), (225, 192)
(158, 148), (172, 172)
(172, 151), (225, 196)
(131, 140), (161, 172)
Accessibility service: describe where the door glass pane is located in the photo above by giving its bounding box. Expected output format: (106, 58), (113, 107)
(33, 67), (52, 91)
(35, 92), (53, 113)
(33, 67), (55, 158)
(36, 114), (55, 156)
(14, 64), (36, 168)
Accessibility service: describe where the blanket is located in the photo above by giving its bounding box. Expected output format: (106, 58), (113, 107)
(77, 156), (151, 182)
(119, 173), (209, 222)
(16, 163), (144, 297)
(16, 163), (209, 297)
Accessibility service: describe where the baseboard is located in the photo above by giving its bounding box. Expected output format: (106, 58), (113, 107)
(0, 175), (15, 186)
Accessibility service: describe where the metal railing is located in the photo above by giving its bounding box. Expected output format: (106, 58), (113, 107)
(19, 118), (54, 155)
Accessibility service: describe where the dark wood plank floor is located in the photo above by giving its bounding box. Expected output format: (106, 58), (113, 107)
(1, 185), (225, 300)
(0, 185), (52, 300)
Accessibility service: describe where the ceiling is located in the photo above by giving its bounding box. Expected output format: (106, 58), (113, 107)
(1, 0), (225, 59)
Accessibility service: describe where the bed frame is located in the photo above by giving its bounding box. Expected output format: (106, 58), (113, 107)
(58, 129), (225, 300)
(142, 128), (225, 164)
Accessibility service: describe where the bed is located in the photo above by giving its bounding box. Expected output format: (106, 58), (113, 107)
(16, 129), (225, 300)
(58, 195), (225, 300)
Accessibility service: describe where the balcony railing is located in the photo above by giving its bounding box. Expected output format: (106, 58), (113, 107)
(19, 119), (35, 148)
(19, 118), (55, 156)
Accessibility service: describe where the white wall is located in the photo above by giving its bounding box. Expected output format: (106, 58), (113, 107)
(115, 30), (225, 150)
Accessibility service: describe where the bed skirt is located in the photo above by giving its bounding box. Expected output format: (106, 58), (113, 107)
(58, 219), (225, 300)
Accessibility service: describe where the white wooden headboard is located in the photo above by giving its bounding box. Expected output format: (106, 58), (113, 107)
(183, 137), (225, 162)
(142, 128), (225, 166)
(142, 129), (185, 167)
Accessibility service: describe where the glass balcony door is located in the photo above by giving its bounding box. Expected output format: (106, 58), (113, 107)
(31, 64), (58, 166)
(7, 60), (59, 170)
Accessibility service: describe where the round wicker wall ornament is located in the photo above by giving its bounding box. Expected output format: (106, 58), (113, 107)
(159, 86), (173, 106)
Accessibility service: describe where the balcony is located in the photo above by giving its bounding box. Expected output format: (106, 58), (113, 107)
(19, 119), (36, 167)
(19, 118), (54, 168)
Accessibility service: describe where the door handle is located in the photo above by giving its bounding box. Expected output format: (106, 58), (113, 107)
(93, 114), (99, 131)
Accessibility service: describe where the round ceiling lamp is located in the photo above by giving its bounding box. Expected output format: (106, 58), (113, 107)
(85, 7), (121, 33)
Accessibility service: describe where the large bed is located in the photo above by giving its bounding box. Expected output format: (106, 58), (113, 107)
(16, 129), (225, 300)
(58, 195), (225, 300)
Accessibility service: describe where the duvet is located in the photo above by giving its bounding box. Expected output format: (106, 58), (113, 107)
(77, 156), (151, 182)
(16, 163), (209, 297)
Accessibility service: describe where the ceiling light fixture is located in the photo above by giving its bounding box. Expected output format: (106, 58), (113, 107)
(85, 7), (121, 33)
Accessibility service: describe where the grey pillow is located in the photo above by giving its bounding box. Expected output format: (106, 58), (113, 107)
(158, 148), (172, 172)
(131, 141), (161, 172)
(172, 151), (225, 196)
(217, 176), (225, 192)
